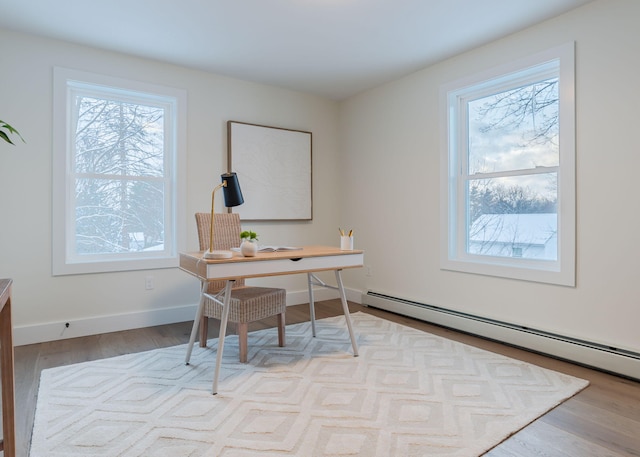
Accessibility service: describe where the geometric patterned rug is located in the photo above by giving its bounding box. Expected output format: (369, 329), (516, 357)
(30, 312), (588, 457)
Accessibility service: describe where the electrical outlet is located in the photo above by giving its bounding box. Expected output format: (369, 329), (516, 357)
(366, 265), (373, 277)
(145, 275), (154, 290)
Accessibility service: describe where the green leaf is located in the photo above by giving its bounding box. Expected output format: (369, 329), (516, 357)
(240, 230), (258, 241)
(0, 120), (24, 145)
(0, 131), (13, 145)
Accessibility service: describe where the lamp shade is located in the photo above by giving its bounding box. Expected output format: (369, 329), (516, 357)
(221, 172), (244, 207)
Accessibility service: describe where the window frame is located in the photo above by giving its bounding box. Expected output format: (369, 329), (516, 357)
(439, 43), (575, 286)
(52, 67), (187, 275)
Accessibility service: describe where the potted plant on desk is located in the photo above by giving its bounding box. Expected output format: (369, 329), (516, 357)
(240, 230), (259, 257)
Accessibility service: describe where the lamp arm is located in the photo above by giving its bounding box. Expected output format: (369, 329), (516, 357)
(208, 180), (227, 253)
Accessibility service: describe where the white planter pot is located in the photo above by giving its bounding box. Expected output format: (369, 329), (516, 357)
(240, 240), (258, 257)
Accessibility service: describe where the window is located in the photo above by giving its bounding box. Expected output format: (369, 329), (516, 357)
(440, 43), (575, 286)
(53, 68), (186, 275)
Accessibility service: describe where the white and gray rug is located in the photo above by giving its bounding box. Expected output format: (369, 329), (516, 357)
(31, 312), (588, 456)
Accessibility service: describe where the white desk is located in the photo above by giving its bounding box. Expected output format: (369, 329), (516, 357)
(179, 245), (364, 394)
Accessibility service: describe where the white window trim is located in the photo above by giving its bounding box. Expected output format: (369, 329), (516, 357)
(52, 67), (187, 275)
(439, 43), (575, 286)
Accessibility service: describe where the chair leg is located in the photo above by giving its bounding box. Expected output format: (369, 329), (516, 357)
(277, 312), (286, 347)
(238, 322), (248, 363)
(199, 316), (208, 348)
(307, 273), (317, 337)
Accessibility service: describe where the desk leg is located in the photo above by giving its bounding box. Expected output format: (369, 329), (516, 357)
(335, 270), (359, 357)
(185, 281), (208, 365)
(0, 293), (15, 457)
(307, 273), (317, 337)
(212, 280), (234, 395)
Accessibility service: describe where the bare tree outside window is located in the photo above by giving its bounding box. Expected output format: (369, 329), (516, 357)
(475, 78), (559, 148)
(72, 96), (166, 255)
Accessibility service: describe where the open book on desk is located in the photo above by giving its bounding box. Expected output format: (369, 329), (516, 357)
(257, 246), (302, 252)
(231, 246), (302, 253)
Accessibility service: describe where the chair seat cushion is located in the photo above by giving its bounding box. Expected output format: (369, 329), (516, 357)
(204, 286), (286, 323)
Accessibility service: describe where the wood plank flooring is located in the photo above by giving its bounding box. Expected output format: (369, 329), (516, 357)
(12, 300), (640, 457)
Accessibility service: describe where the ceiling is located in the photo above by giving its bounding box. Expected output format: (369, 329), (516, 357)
(0, 0), (593, 100)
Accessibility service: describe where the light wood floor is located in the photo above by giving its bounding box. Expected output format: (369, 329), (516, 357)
(13, 300), (640, 457)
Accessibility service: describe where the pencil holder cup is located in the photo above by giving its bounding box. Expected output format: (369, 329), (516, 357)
(340, 236), (354, 250)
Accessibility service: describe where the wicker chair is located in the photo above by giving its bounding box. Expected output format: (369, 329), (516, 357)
(194, 212), (286, 362)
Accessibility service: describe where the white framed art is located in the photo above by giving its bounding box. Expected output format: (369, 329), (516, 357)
(227, 121), (312, 221)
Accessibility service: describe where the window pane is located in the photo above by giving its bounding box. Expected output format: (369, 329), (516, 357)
(75, 178), (164, 255)
(467, 173), (557, 260)
(74, 96), (165, 177)
(468, 78), (559, 175)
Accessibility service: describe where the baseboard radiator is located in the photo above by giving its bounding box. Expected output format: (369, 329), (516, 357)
(363, 291), (640, 381)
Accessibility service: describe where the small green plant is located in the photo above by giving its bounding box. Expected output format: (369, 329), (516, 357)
(240, 230), (258, 242)
(0, 120), (24, 145)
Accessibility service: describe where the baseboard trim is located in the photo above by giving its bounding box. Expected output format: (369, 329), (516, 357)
(14, 304), (198, 347)
(14, 286), (362, 346)
(363, 291), (640, 381)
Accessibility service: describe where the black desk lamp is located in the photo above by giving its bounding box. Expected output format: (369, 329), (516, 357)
(203, 172), (244, 259)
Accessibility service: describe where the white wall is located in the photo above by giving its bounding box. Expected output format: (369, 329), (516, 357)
(339, 0), (640, 355)
(0, 29), (343, 344)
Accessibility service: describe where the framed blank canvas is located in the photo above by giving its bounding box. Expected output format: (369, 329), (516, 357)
(227, 121), (312, 221)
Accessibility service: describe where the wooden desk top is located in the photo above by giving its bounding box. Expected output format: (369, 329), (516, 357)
(182, 245), (363, 262)
(180, 245), (364, 281)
